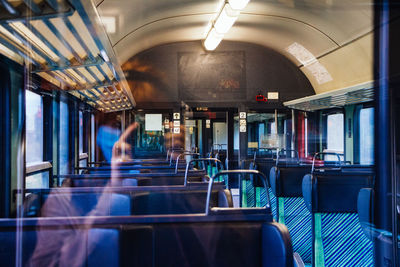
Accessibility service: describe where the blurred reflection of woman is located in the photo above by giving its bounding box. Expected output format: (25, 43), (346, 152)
(96, 113), (121, 162)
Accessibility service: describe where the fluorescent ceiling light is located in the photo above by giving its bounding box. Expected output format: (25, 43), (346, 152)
(214, 4), (239, 34)
(101, 16), (116, 34)
(204, 28), (223, 51)
(228, 0), (250, 10)
(203, 0), (249, 51)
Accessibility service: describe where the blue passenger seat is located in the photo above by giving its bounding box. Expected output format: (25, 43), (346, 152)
(30, 192), (131, 217)
(0, 228), (120, 267)
(269, 165), (312, 265)
(302, 170), (374, 266)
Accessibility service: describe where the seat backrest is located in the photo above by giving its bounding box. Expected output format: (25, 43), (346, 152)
(302, 169), (375, 267)
(269, 165), (313, 264)
(357, 187), (375, 240)
(302, 171), (374, 213)
(24, 188), (232, 217)
(269, 165), (311, 197)
(131, 189), (232, 215)
(0, 227), (120, 267)
(39, 193), (131, 217)
(0, 215), (293, 267)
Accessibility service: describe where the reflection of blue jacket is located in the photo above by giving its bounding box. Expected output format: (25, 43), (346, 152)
(97, 126), (121, 162)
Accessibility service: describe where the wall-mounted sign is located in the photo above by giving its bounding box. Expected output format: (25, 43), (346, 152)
(173, 120), (180, 127)
(173, 113), (180, 120)
(206, 119), (211, 129)
(240, 125), (246, 132)
(248, 142), (259, 148)
(267, 92), (279, 100)
(239, 112), (246, 119)
(239, 119), (246, 126)
(173, 127), (180, 134)
(185, 120), (196, 127)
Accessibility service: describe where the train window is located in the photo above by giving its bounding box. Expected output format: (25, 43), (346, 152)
(359, 107), (374, 165)
(269, 122), (276, 134)
(59, 100), (69, 175)
(234, 116), (239, 151)
(25, 90), (43, 164)
(304, 117), (308, 156)
(26, 172), (49, 189)
(79, 111), (83, 155)
(25, 90), (47, 188)
(91, 114), (95, 162)
(327, 113), (344, 157)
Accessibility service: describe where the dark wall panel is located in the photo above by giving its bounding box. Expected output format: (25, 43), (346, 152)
(123, 41), (314, 109)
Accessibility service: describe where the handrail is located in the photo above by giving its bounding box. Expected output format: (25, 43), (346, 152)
(311, 152), (342, 172)
(184, 158), (223, 186)
(276, 149), (299, 166)
(169, 150), (191, 166)
(175, 152), (200, 173)
(205, 170), (270, 215)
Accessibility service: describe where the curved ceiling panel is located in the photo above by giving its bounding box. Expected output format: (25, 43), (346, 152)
(96, 0), (219, 46)
(96, 0), (374, 94)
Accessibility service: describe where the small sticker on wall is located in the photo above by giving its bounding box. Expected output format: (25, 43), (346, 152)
(240, 125), (247, 132)
(173, 120), (180, 127)
(267, 92), (279, 100)
(240, 119), (246, 126)
(239, 112), (246, 119)
(173, 113), (180, 120)
(206, 119), (211, 128)
(173, 127), (180, 134)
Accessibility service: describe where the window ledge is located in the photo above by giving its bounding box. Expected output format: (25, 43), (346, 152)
(79, 153), (89, 160)
(26, 161), (52, 174)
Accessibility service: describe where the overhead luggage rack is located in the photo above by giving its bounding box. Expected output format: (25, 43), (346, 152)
(284, 81), (374, 112)
(0, 0), (135, 112)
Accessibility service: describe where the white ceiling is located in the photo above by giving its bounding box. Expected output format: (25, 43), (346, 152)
(95, 0), (375, 94)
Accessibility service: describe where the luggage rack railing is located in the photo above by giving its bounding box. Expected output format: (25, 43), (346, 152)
(0, 0), (134, 112)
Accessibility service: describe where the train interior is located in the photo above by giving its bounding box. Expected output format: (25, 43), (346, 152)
(0, 0), (399, 266)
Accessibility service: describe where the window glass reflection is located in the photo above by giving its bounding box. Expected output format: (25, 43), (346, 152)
(79, 111), (83, 155)
(26, 90), (43, 164)
(360, 107), (374, 165)
(327, 113), (344, 153)
(60, 100), (69, 175)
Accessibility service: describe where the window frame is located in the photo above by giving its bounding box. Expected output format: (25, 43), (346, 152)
(354, 103), (375, 165)
(25, 89), (53, 189)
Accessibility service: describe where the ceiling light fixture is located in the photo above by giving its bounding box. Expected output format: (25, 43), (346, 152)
(203, 0), (250, 51)
(228, 0), (250, 10)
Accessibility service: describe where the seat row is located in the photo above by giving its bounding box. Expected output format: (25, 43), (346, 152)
(2, 166), (298, 267)
(242, 153), (374, 266)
